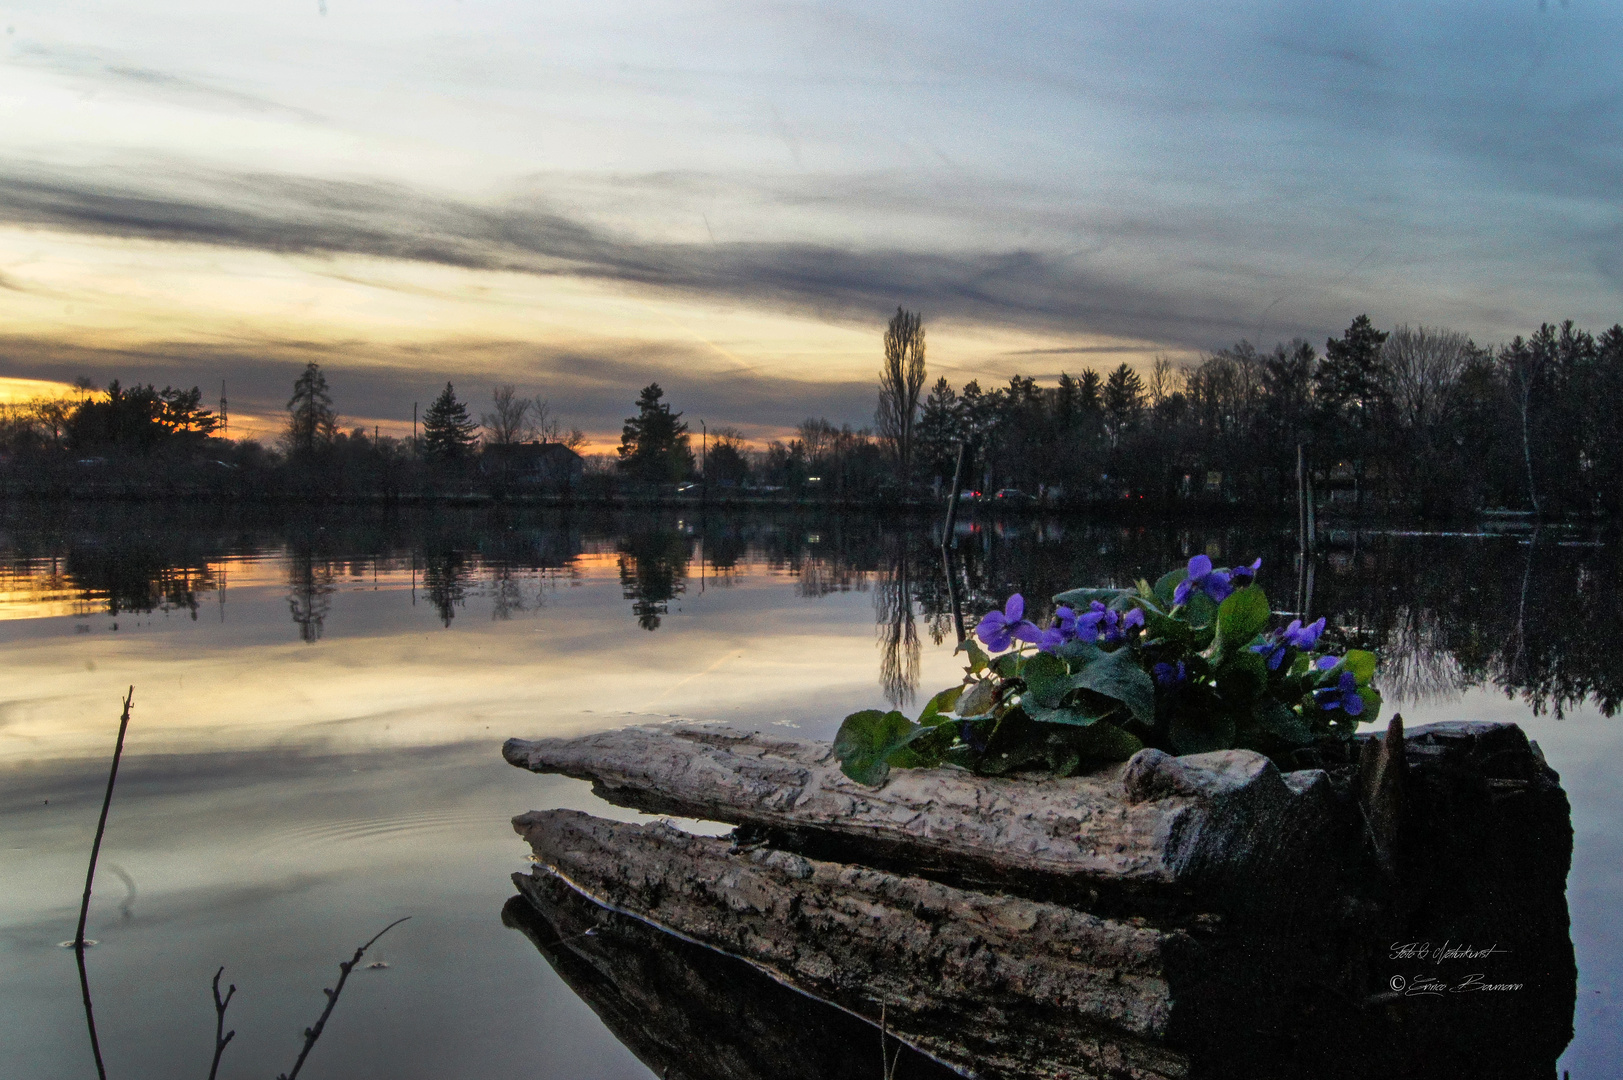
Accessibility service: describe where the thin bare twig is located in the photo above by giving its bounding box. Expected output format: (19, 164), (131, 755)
(278, 917), (410, 1080)
(208, 968), (236, 1080)
(75, 686), (135, 1080)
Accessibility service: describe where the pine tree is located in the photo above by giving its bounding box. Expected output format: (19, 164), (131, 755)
(1316, 314), (1391, 429)
(285, 362), (338, 457)
(421, 382), (479, 461)
(617, 383), (694, 482)
(1103, 363), (1145, 445)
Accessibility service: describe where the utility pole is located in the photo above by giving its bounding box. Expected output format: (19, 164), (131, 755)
(220, 380), (228, 436)
(413, 403), (418, 448)
(701, 419), (707, 502)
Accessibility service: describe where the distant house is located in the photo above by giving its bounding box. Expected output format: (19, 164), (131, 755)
(479, 441), (584, 490)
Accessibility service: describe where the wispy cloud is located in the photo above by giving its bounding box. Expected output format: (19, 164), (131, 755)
(0, 162), (1300, 349)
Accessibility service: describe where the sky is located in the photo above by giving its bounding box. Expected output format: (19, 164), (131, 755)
(0, 0), (1619, 447)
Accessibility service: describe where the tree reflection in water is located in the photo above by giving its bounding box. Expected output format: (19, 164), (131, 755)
(287, 548), (336, 643)
(1, 504), (1620, 720)
(875, 532), (920, 708)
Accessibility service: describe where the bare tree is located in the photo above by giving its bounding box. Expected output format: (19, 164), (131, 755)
(1146, 356), (1177, 408)
(529, 397), (586, 448)
(875, 307), (927, 480)
(1382, 325), (1470, 431)
(482, 384), (534, 445)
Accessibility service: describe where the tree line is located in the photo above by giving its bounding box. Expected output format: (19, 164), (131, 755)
(5, 307), (1623, 516)
(0, 363), (590, 495)
(877, 311), (1623, 518)
(617, 306), (1623, 519)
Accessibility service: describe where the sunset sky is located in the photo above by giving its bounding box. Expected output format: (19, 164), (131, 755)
(0, 0), (1618, 447)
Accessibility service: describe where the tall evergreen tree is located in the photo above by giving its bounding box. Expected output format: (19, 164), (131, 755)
(421, 382), (479, 461)
(618, 383), (694, 483)
(1103, 363), (1145, 446)
(285, 362), (338, 457)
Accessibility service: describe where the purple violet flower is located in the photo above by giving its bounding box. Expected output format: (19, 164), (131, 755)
(1153, 660), (1187, 690)
(1313, 671), (1364, 715)
(1229, 558), (1262, 587)
(1075, 601), (1145, 646)
(1251, 617), (1328, 670)
(975, 594), (1041, 652)
(1173, 555), (1233, 605)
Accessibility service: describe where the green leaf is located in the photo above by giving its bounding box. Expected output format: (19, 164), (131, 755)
(832, 710), (916, 786)
(1153, 567), (1186, 607)
(1344, 649), (1378, 686)
(1070, 648), (1157, 726)
(1211, 585), (1270, 658)
(1356, 686), (1383, 723)
(994, 653), (1022, 678)
(1181, 590), (1219, 629)
(1054, 639), (1103, 665)
(1021, 651), (1070, 707)
(1070, 722), (1145, 762)
(1170, 712), (1237, 755)
(918, 685), (963, 726)
(955, 637), (991, 674)
(1253, 700), (1314, 744)
(1023, 701), (1100, 727)
(1214, 648), (1269, 704)
(1053, 586), (1129, 608)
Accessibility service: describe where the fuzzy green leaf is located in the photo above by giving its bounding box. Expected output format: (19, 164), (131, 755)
(1344, 649), (1378, 686)
(1070, 648), (1157, 726)
(832, 709), (916, 787)
(1211, 585), (1270, 659)
(919, 685), (964, 726)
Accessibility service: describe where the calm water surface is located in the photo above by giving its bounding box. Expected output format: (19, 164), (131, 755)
(1, 504), (1617, 1078)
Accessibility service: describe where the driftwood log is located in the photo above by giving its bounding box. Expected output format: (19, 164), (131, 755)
(512, 810), (1191, 1080)
(506, 720), (1576, 1079)
(503, 726), (1338, 919)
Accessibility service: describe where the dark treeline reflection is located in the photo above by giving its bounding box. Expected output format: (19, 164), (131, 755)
(1, 503), (1617, 717)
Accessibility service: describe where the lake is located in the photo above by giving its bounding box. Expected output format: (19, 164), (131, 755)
(1, 502), (1617, 1078)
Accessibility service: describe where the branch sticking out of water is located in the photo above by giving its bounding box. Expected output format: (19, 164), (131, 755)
(75, 685), (134, 1080)
(208, 968), (236, 1080)
(278, 917), (410, 1080)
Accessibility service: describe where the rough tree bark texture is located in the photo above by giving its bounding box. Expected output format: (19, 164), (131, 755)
(513, 808), (1194, 1080)
(503, 726), (1337, 918)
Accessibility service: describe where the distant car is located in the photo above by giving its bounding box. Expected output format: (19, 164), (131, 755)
(948, 489), (981, 503)
(992, 488), (1035, 504)
(674, 482), (699, 494)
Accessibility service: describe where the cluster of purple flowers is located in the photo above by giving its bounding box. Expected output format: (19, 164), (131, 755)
(1172, 555), (1261, 606)
(1312, 656), (1365, 714)
(975, 594), (1144, 654)
(1251, 617), (1327, 670)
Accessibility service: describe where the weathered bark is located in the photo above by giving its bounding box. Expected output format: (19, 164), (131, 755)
(514, 808), (1194, 1080)
(504, 727), (1337, 918)
(1356, 713), (1406, 877)
(500, 885), (962, 1080)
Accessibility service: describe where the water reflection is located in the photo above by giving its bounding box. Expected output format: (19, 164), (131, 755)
(0, 504), (1619, 719)
(288, 548), (335, 642)
(875, 534), (920, 708)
